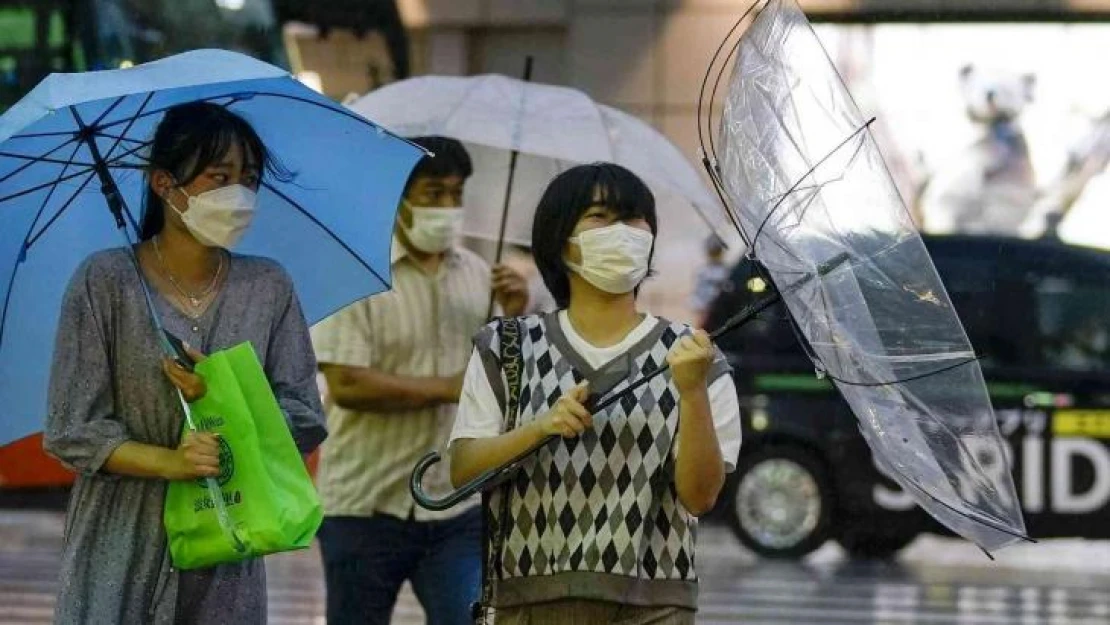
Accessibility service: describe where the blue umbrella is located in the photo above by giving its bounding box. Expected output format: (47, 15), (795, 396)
(0, 49), (424, 446)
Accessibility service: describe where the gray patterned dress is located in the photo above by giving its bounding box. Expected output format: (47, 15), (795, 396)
(43, 248), (327, 624)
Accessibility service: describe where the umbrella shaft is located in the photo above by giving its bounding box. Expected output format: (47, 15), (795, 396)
(71, 108), (127, 229)
(487, 56), (536, 320)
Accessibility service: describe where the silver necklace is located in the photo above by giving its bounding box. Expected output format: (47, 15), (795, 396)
(152, 235), (224, 309)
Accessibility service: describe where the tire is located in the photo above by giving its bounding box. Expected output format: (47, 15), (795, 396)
(725, 445), (835, 559)
(836, 525), (918, 560)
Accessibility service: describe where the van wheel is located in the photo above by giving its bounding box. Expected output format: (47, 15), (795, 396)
(837, 525), (918, 560)
(725, 445), (835, 559)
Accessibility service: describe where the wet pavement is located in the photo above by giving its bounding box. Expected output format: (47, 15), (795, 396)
(2, 510), (1108, 624)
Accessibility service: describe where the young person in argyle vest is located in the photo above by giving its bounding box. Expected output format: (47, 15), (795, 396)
(449, 163), (742, 624)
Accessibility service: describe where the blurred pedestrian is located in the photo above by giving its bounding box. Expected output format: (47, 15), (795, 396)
(43, 102), (327, 624)
(690, 234), (730, 327)
(311, 136), (529, 624)
(449, 163), (742, 624)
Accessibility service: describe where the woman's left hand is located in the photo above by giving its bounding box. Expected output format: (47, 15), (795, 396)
(667, 330), (715, 394)
(162, 344), (208, 402)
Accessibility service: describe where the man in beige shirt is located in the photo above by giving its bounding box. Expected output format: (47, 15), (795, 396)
(311, 136), (528, 625)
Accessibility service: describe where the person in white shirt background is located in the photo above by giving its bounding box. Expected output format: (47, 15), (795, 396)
(311, 137), (529, 625)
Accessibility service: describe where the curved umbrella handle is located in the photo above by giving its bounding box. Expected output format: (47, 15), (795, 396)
(410, 451), (466, 511)
(410, 440), (555, 511)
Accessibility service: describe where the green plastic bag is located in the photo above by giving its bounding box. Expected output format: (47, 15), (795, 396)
(164, 342), (323, 570)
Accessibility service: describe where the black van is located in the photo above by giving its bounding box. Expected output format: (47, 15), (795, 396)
(704, 235), (1110, 559)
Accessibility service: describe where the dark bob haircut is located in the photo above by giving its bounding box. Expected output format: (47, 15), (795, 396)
(404, 136), (473, 192)
(531, 163), (657, 308)
(139, 101), (289, 241)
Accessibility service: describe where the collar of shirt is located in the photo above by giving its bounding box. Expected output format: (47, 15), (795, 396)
(391, 237), (461, 268)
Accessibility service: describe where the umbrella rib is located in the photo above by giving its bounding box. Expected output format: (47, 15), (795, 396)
(9, 130), (81, 140)
(435, 76), (490, 140)
(0, 166), (95, 205)
(102, 93), (154, 160)
(106, 141), (152, 165)
(24, 169), (97, 252)
(1, 138), (84, 290)
(93, 93), (244, 133)
(21, 139), (87, 249)
(14, 102), (129, 141)
(0, 168), (95, 347)
(774, 139), (866, 247)
(96, 134), (151, 152)
(260, 181), (391, 290)
(750, 119), (874, 252)
(0, 134), (83, 186)
(91, 96), (127, 129)
(95, 132), (147, 145)
(0, 151), (102, 168)
(105, 161), (146, 170)
(745, 181), (806, 265)
(2, 115), (154, 171)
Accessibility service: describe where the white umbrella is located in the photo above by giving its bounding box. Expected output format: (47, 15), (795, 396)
(347, 74), (726, 247)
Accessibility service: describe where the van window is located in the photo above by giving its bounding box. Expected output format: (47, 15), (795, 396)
(1025, 258), (1110, 373)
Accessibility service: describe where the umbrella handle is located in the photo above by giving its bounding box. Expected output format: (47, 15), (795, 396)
(411, 435), (557, 511)
(414, 252), (854, 510)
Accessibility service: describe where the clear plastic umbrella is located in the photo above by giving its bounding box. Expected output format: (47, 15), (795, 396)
(346, 74), (727, 247)
(711, 0), (1027, 552)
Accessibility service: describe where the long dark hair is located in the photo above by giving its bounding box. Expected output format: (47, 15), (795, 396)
(531, 163), (658, 308)
(139, 102), (289, 240)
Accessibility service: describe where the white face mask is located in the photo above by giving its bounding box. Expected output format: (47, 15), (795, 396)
(566, 223), (654, 294)
(169, 184), (257, 249)
(400, 203), (464, 253)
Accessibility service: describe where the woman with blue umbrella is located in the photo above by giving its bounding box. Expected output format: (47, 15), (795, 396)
(44, 101), (324, 624)
(0, 50), (424, 624)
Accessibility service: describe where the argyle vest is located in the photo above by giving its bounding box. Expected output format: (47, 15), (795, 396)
(472, 313), (731, 609)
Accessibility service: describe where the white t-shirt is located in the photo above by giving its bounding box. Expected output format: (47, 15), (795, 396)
(449, 311), (743, 471)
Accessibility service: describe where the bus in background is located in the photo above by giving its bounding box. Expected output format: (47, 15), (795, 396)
(0, 0), (286, 111)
